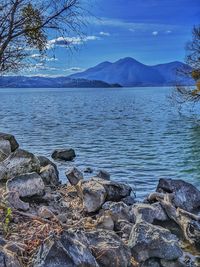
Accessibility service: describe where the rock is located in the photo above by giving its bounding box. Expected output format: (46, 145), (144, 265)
(78, 180), (107, 212)
(0, 132), (19, 152)
(40, 164), (59, 186)
(96, 170), (110, 180)
(141, 258), (161, 267)
(102, 201), (132, 222)
(33, 230), (99, 267)
(96, 211), (114, 230)
(0, 139), (11, 162)
(128, 220), (183, 262)
(3, 191), (29, 211)
(91, 177), (132, 201)
(37, 156), (59, 177)
(4, 241), (27, 254)
(83, 167), (93, 173)
(86, 229), (132, 267)
(131, 202), (168, 224)
(156, 178), (200, 212)
(0, 149), (40, 181)
(160, 259), (186, 267)
(51, 149), (76, 161)
(114, 220), (133, 239)
(0, 249), (21, 267)
(121, 195), (135, 205)
(38, 206), (54, 219)
(65, 167), (83, 186)
(6, 172), (45, 199)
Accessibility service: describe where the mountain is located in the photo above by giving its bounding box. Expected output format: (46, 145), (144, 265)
(69, 57), (194, 87)
(0, 76), (121, 88)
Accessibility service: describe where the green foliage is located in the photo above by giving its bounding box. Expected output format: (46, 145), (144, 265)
(0, 202), (12, 236)
(22, 3), (47, 51)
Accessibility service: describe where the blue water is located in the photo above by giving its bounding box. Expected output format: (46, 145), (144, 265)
(0, 87), (200, 199)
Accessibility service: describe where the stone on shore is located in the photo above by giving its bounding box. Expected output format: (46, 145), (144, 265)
(51, 149), (76, 161)
(0, 132), (19, 152)
(131, 202), (168, 224)
(65, 167), (83, 186)
(91, 177), (132, 201)
(78, 180), (107, 212)
(6, 172), (45, 199)
(0, 140), (11, 162)
(3, 191), (29, 211)
(37, 155), (59, 177)
(102, 201), (132, 222)
(33, 230), (99, 267)
(86, 229), (132, 267)
(40, 164), (59, 187)
(128, 219), (183, 262)
(156, 178), (200, 212)
(0, 149), (40, 181)
(96, 170), (110, 180)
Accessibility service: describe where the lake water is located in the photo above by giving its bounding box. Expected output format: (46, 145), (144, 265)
(0, 87), (200, 199)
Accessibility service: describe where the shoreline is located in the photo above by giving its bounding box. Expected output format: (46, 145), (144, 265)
(0, 133), (200, 267)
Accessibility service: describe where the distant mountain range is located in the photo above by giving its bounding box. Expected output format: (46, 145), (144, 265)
(0, 76), (121, 88)
(70, 57), (194, 87)
(0, 57), (194, 88)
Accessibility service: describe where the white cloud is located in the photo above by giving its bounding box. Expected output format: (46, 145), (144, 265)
(165, 30), (172, 34)
(129, 28), (135, 32)
(47, 35), (99, 49)
(99, 31), (110, 36)
(65, 67), (85, 72)
(152, 31), (158, 36)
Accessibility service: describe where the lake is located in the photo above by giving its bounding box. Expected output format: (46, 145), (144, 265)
(0, 86), (200, 199)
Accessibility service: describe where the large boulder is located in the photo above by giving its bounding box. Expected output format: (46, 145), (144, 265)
(0, 139), (11, 162)
(40, 164), (59, 187)
(96, 170), (110, 180)
(3, 191), (29, 211)
(131, 202), (168, 224)
(51, 149), (76, 161)
(156, 178), (200, 212)
(128, 220), (183, 262)
(78, 180), (107, 213)
(37, 155), (59, 177)
(91, 177), (132, 201)
(0, 149), (40, 181)
(0, 133), (19, 152)
(101, 201), (132, 222)
(33, 230), (99, 267)
(86, 229), (132, 267)
(6, 172), (45, 199)
(65, 167), (83, 186)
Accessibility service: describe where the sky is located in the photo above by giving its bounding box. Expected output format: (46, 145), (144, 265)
(25, 0), (200, 77)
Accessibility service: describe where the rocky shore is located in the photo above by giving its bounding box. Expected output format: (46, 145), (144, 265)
(0, 133), (200, 267)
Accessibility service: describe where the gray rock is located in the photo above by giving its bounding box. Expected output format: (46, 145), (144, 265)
(0, 149), (40, 181)
(52, 149), (76, 161)
(78, 180), (106, 212)
(96, 211), (114, 230)
(3, 191), (29, 211)
(83, 167), (93, 173)
(6, 172), (45, 199)
(160, 259), (186, 267)
(65, 167), (83, 186)
(121, 195), (135, 205)
(37, 155), (59, 177)
(102, 201), (132, 222)
(128, 220), (183, 262)
(131, 202), (168, 224)
(96, 170), (110, 180)
(156, 178), (200, 212)
(33, 230), (99, 267)
(0, 132), (19, 152)
(141, 258), (161, 267)
(91, 177), (132, 201)
(0, 139), (11, 162)
(86, 229), (132, 267)
(0, 249), (21, 267)
(40, 164), (59, 186)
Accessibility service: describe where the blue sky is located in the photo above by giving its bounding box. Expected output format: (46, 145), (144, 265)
(25, 0), (200, 76)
